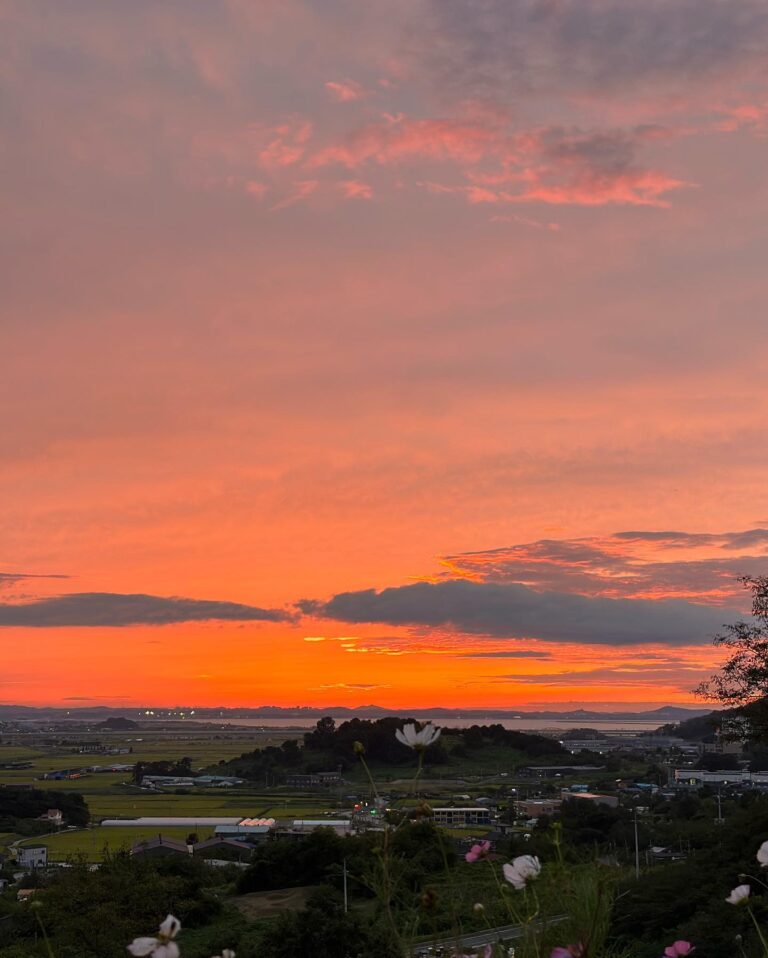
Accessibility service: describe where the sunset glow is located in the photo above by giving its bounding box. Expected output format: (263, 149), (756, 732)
(4, 1), (768, 710)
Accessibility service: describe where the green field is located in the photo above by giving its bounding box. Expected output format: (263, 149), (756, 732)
(0, 732), (350, 860)
(15, 825), (216, 862)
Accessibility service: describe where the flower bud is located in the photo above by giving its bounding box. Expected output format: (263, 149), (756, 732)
(420, 888), (439, 910)
(353, 741), (366, 755)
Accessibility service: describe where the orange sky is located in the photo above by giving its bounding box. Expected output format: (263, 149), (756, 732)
(3, 0), (768, 709)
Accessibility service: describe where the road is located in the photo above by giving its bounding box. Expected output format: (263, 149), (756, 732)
(412, 916), (567, 954)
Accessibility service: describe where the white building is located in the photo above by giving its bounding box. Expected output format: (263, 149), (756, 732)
(14, 845), (48, 870)
(673, 769), (768, 787)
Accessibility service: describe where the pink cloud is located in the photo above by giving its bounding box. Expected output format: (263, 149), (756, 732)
(325, 79), (366, 102)
(307, 115), (690, 207)
(339, 179), (373, 200)
(245, 180), (267, 199)
(258, 119), (313, 170)
(269, 179), (319, 211)
(309, 116), (508, 169)
(517, 170), (692, 208)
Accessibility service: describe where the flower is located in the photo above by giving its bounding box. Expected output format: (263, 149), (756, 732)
(465, 840), (491, 862)
(395, 722), (441, 751)
(210, 952), (235, 958)
(503, 855), (541, 890)
(664, 942), (695, 957)
(550, 945), (584, 958)
(726, 884), (751, 905)
(353, 741), (366, 755)
(473, 902), (485, 914)
(127, 915), (180, 958)
(453, 946), (491, 958)
(758, 840), (768, 867)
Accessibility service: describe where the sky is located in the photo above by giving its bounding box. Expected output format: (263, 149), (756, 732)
(3, 0), (768, 710)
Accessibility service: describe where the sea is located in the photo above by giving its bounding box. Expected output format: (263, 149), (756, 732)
(206, 717), (667, 733)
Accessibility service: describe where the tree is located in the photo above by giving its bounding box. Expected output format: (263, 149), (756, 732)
(697, 576), (768, 707)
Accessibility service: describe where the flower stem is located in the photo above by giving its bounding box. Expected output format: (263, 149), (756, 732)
(747, 905), (768, 957)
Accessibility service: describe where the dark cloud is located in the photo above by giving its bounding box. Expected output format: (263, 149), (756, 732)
(441, 529), (768, 605)
(0, 571), (70, 588)
(422, 0), (768, 96)
(458, 650), (554, 659)
(613, 529), (768, 549)
(0, 592), (288, 627)
(311, 579), (737, 646)
(494, 664), (711, 687)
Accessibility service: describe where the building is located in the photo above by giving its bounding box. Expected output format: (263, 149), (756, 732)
(140, 775), (197, 788)
(432, 807), (492, 827)
(673, 769), (768, 788)
(194, 837), (253, 862)
(515, 799), (562, 819)
(520, 765), (604, 778)
(13, 845), (48, 870)
(38, 808), (63, 827)
(131, 836), (191, 859)
(285, 771), (342, 787)
(101, 817), (243, 827)
(214, 820), (274, 842)
(273, 819), (353, 838)
(560, 791), (619, 809)
(17, 888), (40, 902)
(191, 775), (245, 787)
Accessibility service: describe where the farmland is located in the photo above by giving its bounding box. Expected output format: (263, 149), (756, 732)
(0, 725), (345, 860)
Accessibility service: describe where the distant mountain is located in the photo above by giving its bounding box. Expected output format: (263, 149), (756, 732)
(0, 703), (715, 723)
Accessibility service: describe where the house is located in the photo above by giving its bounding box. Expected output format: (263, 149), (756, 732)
(38, 808), (64, 827)
(130, 836), (191, 859)
(515, 799), (562, 819)
(17, 888), (40, 902)
(13, 845), (48, 870)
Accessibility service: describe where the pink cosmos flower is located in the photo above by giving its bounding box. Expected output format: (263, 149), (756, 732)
(550, 945), (584, 958)
(465, 840), (491, 862)
(664, 943), (695, 957)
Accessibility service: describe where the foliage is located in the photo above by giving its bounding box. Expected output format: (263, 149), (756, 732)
(697, 576), (768, 710)
(0, 786), (89, 830)
(253, 889), (402, 958)
(0, 852), (223, 958)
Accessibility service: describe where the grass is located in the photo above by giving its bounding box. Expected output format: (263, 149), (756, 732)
(0, 732), (318, 823)
(1, 730), (343, 862)
(16, 825), (216, 861)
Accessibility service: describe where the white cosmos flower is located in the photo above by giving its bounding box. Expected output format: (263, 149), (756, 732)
(503, 855), (541, 890)
(127, 914), (181, 958)
(757, 841), (768, 868)
(726, 884), (751, 905)
(395, 722), (441, 751)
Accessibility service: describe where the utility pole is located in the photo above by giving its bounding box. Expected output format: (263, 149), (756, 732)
(633, 805), (640, 880)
